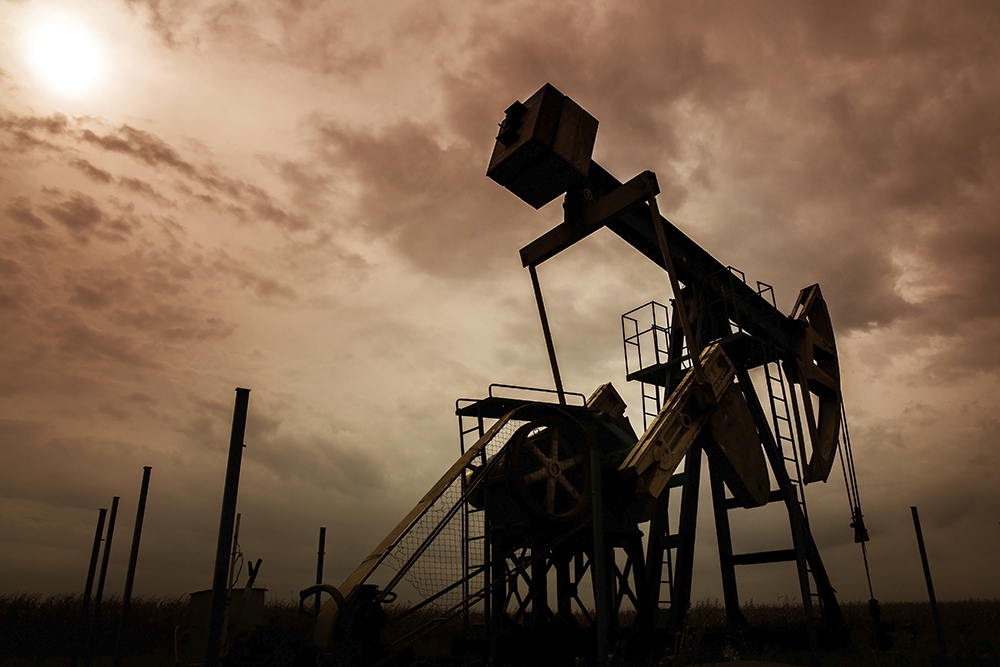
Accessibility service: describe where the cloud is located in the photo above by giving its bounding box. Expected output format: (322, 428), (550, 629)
(0, 110), (70, 137)
(314, 119), (535, 277)
(122, 0), (203, 47)
(43, 193), (104, 235)
(0, 109), (311, 233)
(54, 321), (160, 369)
(2, 0), (1000, 603)
(209, 251), (298, 301)
(81, 125), (197, 176)
(79, 125), (309, 230)
(117, 177), (171, 204)
(69, 159), (114, 184)
(4, 197), (47, 230)
(40, 192), (139, 244)
(124, 0), (384, 77)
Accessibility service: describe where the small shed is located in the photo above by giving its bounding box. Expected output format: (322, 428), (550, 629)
(176, 588), (266, 665)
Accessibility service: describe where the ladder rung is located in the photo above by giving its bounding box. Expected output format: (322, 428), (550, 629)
(663, 534), (683, 550)
(666, 472), (688, 489)
(724, 489), (786, 509)
(726, 548), (797, 566)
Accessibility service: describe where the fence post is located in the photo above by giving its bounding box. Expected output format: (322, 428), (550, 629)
(204, 388), (251, 667)
(113, 467), (152, 667)
(85, 496), (119, 666)
(910, 506), (947, 659)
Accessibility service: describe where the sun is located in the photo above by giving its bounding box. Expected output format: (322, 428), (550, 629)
(29, 20), (103, 95)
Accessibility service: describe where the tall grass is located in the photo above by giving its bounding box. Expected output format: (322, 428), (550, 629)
(0, 593), (310, 666)
(1, 593), (997, 666)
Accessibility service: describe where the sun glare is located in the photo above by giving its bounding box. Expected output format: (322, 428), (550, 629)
(29, 20), (103, 95)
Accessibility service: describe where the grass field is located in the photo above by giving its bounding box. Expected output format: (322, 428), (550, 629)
(1, 593), (997, 666)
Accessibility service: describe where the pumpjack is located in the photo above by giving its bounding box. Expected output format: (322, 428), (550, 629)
(296, 83), (870, 666)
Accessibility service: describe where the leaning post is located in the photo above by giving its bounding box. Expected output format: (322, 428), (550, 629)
(85, 496), (119, 667)
(315, 527), (326, 615)
(911, 506), (947, 660)
(204, 388), (251, 667)
(72, 508), (106, 667)
(113, 467), (152, 667)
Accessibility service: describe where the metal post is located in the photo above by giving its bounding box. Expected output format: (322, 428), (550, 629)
(204, 388), (251, 667)
(528, 264), (566, 405)
(73, 508), (106, 667)
(315, 527), (326, 615)
(668, 443), (702, 634)
(113, 467), (152, 667)
(589, 443), (609, 663)
(911, 506), (947, 658)
(85, 496), (119, 667)
(708, 461), (746, 628)
(530, 539), (548, 627)
(228, 513), (242, 591)
(647, 195), (705, 386)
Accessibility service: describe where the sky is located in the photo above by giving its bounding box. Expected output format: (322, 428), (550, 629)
(1, 0), (999, 609)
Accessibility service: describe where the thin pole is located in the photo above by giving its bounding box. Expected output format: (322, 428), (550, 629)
(73, 508), (106, 667)
(589, 444), (609, 663)
(647, 196), (705, 387)
(204, 388), (251, 667)
(911, 506), (947, 658)
(228, 513), (242, 591)
(85, 496), (119, 667)
(528, 265), (566, 405)
(315, 527), (326, 615)
(113, 467), (152, 667)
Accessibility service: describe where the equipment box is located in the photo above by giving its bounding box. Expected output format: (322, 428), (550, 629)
(487, 83), (598, 209)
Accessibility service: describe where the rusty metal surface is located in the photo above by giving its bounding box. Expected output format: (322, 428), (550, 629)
(706, 383), (770, 508)
(486, 83), (598, 209)
(788, 284), (842, 483)
(619, 343), (735, 499)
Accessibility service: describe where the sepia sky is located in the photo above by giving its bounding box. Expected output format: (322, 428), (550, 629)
(1, 0), (999, 607)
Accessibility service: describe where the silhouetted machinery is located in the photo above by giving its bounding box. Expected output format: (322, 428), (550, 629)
(297, 83), (870, 666)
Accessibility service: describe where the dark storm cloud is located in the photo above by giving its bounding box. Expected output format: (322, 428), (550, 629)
(289, 2), (743, 278)
(756, 2), (1000, 375)
(314, 120), (534, 276)
(68, 277), (130, 310)
(4, 197), (47, 230)
(113, 308), (237, 342)
(117, 176), (171, 204)
(0, 420), (121, 508)
(62, 251), (245, 343)
(209, 251), (298, 301)
(41, 192), (139, 244)
(0, 110), (70, 136)
(62, 260), (236, 341)
(43, 193), (104, 234)
(81, 125), (197, 176)
(425, 0), (1000, 380)
(123, 0), (181, 46)
(54, 321), (159, 369)
(250, 427), (386, 498)
(0, 108), (73, 154)
(176, 396), (385, 497)
(0, 113), (306, 232)
(69, 159), (114, 184)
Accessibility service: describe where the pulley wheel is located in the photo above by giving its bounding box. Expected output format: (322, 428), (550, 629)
(510, 413), (592, 519)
